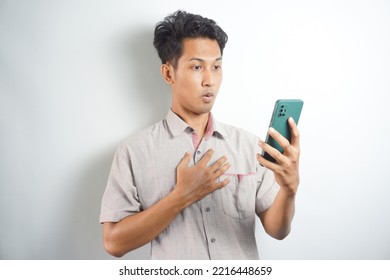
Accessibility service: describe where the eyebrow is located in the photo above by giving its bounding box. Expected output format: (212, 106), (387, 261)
(188, 57), (222, 62)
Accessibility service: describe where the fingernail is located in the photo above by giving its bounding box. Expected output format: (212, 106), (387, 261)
(269, 127), (275, 133)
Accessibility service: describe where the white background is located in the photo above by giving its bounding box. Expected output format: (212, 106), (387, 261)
(1, 0), (389, 259)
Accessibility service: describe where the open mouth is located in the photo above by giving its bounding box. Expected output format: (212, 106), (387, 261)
(201, 93), (214, 103)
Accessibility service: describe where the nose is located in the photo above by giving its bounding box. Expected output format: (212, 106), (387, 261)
(202, 69), (215, 87)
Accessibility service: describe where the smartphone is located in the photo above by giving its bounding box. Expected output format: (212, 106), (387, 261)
(262, 99), (304, 162)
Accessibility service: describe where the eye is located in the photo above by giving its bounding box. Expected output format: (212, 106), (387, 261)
(213, 65), (222, 71)
(192, 65), (202, 71)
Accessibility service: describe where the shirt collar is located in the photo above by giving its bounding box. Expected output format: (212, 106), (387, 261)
(165, 109), (229, 139)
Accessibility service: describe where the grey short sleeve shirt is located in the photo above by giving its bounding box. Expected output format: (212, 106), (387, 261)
(100, 110), (280, 259)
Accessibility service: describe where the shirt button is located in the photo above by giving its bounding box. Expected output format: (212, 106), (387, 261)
(210, 238), (216, 243)
(196, 150), (202, 155)
(205, 207), (211, 212)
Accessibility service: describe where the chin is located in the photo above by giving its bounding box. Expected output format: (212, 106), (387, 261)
(196, 105), (214, 115)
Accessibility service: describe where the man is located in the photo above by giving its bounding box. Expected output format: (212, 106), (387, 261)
(99, 10), (300, 259)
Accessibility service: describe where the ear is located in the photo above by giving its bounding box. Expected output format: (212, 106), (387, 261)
(160, 64), (175, 85)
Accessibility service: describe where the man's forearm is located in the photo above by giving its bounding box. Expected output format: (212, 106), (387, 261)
(259, 187), (296, 240)
(103, 189), (185, 257)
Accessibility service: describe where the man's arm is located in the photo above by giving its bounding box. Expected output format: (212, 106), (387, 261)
(103, 149), (230, 257)
(256, 117), (300, 240)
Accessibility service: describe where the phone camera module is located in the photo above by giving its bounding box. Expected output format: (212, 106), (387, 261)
(278, 107), (286, 117)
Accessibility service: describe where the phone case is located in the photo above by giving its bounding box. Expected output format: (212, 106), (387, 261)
(262, 99), (304, 162)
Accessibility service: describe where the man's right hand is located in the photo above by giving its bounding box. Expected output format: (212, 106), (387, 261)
(173, 149), (231, 209)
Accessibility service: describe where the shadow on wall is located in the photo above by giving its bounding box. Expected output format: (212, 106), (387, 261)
(62, 27), (170, 259)
(115, 26), (171, 128)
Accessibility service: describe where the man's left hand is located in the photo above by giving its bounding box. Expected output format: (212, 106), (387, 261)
(257, 117), (300, 195)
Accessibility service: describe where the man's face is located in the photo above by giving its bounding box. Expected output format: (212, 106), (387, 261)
(165, 38), (223, 118)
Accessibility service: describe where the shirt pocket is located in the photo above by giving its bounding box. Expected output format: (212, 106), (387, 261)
(218, 171), (256, 219)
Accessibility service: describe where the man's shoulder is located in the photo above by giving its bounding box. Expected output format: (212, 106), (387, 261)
(216, 121), (262, 171)
(118, 119), (167, 151)
(217, 121), (259, 142)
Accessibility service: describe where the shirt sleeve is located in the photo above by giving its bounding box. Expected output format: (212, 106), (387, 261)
(99, 144), (142, 223)
(254, 138), (281, 215)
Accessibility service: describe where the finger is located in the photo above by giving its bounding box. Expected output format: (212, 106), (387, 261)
(178, 151), (192, 169)
(288, 117), (300, 148)
(209, 155), (229, 173)
(268, 127), (290, 151)
(258, 140), (284, 164)
(256, 153), (279, 171)
(198, 149), (214, 165)
(208, 178), (230, 193)
(215, 178), (230, 190)
(213, 162), (231, 177)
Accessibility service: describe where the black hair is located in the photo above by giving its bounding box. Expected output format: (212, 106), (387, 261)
(153, 10), (228, 67)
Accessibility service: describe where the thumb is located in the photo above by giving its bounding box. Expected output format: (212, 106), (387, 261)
(178, 151), (192, 169)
